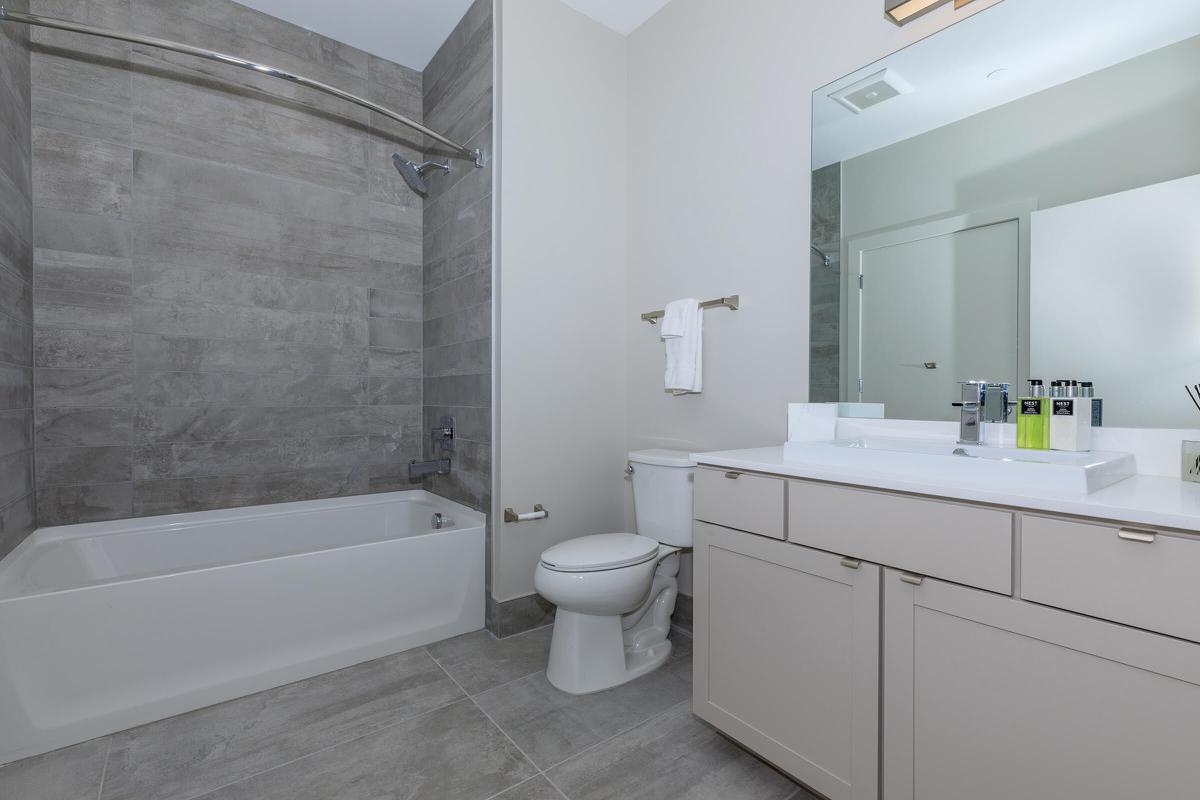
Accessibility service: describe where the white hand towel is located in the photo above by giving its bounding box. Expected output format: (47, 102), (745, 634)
(661, 298), (702, 394)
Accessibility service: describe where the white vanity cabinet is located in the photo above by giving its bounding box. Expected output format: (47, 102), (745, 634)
(692, 470), (1200, 800)
(882, 569), (1200, 800)
(692, 521), (880, 800)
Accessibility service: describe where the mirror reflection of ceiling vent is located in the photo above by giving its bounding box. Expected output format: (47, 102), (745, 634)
(829, 68), (914, 114)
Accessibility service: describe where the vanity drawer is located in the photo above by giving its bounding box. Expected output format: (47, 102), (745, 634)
(1021, 515), (1200, 643)
(788, 481), (1013, 594)
(694, 467), (786, 540)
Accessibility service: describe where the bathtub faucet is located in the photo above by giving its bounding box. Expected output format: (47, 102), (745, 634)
(409, 458), (451, 480)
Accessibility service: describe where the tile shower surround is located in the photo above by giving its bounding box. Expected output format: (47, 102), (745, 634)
(421, 0), (493, 516)
(0, 0), (33, 559)
(25, 0), (491, 526)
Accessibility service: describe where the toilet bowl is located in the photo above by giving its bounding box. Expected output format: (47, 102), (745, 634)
(535, 450), (694, 695)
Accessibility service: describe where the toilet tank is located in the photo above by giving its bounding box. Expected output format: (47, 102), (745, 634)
(629, 449), (696, 547)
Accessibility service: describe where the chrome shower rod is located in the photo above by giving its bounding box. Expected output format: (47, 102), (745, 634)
(0, 5), (485, 168)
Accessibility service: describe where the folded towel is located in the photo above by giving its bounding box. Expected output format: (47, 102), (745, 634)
(661, 298), (702, 394)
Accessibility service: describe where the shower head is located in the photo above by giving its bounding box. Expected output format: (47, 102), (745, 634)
(392, 154), (451, 197)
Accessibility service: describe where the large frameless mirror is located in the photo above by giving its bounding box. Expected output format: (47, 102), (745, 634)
(811, 0), (1200, 428)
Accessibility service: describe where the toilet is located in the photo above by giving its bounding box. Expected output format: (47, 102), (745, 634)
(535, 449), (694, 694)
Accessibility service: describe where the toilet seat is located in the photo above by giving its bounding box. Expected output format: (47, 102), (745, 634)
(540, 533), (660, 573)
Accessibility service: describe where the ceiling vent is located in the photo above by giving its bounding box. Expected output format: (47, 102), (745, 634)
(829, 68), (914, 114)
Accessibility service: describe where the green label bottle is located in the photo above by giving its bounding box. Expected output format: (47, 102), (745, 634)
(1017, 379), (1050, 450)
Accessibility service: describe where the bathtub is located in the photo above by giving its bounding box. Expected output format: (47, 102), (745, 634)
(0, 490), (485, 764)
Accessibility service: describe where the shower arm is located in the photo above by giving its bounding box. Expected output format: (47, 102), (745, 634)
(0, 5), (485, 169)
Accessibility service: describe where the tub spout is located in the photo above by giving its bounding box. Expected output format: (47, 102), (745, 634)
(409, 458), (451, 480)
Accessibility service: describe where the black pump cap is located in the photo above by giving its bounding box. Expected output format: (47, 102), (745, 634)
(1029, 379), (1044, 385)
(1081, 381), (1093, 387)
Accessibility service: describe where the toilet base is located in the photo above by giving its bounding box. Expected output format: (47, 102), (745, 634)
(546, 609), (674, 695)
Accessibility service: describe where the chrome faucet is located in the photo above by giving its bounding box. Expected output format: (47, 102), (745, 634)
(952, 380), (1012, 445)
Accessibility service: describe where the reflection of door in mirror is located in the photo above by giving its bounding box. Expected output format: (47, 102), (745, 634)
(854, 218), (1019, 420)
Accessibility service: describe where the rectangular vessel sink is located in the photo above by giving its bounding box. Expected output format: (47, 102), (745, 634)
(783, 437), (1136, 495)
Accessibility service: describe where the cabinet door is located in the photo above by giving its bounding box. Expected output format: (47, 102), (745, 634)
(883, 569), (1200, 800)
(693, 521), (879, 800)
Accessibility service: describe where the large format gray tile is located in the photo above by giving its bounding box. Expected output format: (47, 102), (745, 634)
(102, 648), (464, 800)
(195, 700), (536, 800)
(36, 481), (132, 526)
(0, 738), (109, 800)
(427, 625), (553, 696)
(545, 702), (801, 800)
(132, 465), (368, 517)
(474, 637), (693, 770)
(492, 775), (565, 800)
(0, 490), (35, 559)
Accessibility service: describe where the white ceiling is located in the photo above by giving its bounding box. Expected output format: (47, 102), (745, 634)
(813, 0), (1200, 168)
(558, 0), (673, 36)
(235, 0), (477, 70)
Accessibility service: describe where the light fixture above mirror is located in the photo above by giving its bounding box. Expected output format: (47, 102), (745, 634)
(886, 0), (978, 26)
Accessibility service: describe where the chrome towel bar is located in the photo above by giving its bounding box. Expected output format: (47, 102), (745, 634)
(641, 295), (739, 325)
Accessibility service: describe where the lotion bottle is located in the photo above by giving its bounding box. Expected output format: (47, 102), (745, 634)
(1050, 393), (1092, 451)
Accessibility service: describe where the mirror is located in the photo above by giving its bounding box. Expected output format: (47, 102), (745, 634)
(811, 0), (1200, 428)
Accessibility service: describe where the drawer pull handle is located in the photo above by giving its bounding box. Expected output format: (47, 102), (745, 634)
(1117, 528), (1157, 544)
(840, 557), (862, 570)
(724, 471), (741, 480)
(899, 572), (925, 586)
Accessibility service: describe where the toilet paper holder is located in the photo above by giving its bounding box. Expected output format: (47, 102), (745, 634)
(504, 504), (549, 523)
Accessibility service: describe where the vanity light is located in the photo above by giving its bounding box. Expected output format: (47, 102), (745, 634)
(886, 0), (978, 26)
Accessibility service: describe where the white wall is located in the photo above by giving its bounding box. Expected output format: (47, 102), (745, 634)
(494, 0), (630, 602)
(494, 0), (1002, 602)
(624, 0), (1001, 593)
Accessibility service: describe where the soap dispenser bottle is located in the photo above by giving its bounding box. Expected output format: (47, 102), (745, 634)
(1017, 379), (1050, 450)
(1050, 380), (1092, 452)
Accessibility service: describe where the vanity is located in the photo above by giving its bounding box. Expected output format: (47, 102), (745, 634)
(727, 0), (1200, 794)
(689, 449), (1200, 800)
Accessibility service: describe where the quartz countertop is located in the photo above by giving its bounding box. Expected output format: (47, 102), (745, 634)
(692, 446), (1200, 534)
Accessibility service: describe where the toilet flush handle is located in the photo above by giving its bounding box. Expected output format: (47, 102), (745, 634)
(625, 464), (635, 475)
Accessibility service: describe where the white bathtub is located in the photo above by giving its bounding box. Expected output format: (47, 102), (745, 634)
(0, 490), (485, 764)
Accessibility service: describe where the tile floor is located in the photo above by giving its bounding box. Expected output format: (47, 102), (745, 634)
(0, 625), (813, 800)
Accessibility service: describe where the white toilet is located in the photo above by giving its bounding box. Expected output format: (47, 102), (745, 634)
(534, 449), (694, 694)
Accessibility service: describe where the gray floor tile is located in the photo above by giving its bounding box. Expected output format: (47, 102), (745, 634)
(102, 647), (464, 800)
(474, 636), (693, 770)
(0, 738), (109, 800)
(545, 702), (801, 800)
(197, 699), (537, 800)
(489, 774), (565, 800)
(427, 624), (553, 695)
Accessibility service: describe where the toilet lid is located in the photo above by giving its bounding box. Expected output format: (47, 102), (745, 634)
(540, 533), (661, 572)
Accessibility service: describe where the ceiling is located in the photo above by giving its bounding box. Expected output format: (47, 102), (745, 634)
(234, 0), (477, 70)
(558, 0), (673, 35)
(813, 0), (1200, 168)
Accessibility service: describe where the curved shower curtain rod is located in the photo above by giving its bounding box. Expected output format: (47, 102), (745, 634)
(0, 5), (485, 169)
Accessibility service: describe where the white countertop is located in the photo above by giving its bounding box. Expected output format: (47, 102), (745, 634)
(692, 446), (1200, 533)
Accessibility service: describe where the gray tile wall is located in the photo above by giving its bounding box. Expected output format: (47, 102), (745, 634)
(30, 0), (427, 524)
(421, 0), (492, 515)
(809, 162), (840, 403)
(0, 0), (35, 558)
